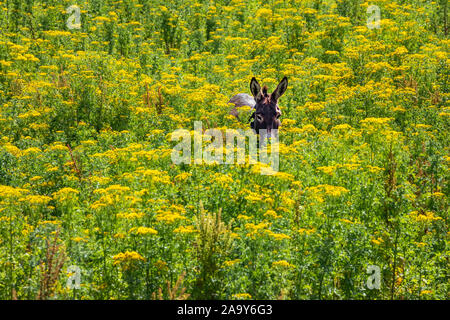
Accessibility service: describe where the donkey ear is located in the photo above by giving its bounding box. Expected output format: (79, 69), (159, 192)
(250, 77), (262, 99)
(272, 76), (288, 101)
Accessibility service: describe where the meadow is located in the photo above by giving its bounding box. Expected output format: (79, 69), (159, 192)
(0, 0), (448, 300)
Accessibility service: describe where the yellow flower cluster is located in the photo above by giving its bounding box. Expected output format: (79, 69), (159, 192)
(112, 251), (145, 270)
(232, 293), (252, 300)
(245, 221), (271, 239)
(307, 184), (349, 197)
(173, 225), (197, 234)
(224, 259), (241, 267)
(409, 211), (442, 223)
(19, 195), (52, 206)
(0, 185), (29, 198)
(134, 227), (158, 236)
(272, 260), (295, 269)
(52, 187), (79, 203)
(155, 205), (187, 224)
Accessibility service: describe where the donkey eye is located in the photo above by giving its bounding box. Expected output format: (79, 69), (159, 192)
(256, 114), (264, 122)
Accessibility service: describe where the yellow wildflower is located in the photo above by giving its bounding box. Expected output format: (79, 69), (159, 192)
(135, 227), (158, 236)
(272, 260), (295, 268)
(173, 225), (197, 234)
(232, 293), (252, 300)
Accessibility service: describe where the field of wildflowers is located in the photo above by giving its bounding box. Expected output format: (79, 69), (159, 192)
(0, 0), (448, 300)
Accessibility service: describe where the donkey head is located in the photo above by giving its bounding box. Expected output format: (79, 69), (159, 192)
(250, 77), (288, 138)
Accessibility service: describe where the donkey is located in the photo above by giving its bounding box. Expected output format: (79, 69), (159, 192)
(229, 77), (288, 139)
